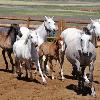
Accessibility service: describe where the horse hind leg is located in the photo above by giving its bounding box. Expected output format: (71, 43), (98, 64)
(89, 62), (96, 97)
(2, 50), (9, 71)
(44, 58), (49, 77)
(59, 53), (65, 80)
(25, 64), (28, 79)
(7, 50), (15, 73)
(72, 64), (79, 80)
(35, 60), (47, 84)
(15, 58), (22, 78)
(49, 59), (55, 80)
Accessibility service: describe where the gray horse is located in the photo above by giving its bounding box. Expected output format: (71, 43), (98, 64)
(61, 28), (96, 96)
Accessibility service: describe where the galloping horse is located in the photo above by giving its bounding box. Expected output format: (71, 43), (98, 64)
(13, 33), (47, 84)
(39, 36), (64, 80)
(61, 28), (96, 96)
(20, 16), (58, 72)
(0, 24), (22, 72)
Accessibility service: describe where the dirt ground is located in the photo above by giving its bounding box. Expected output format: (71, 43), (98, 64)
(0, 45), (100, 100)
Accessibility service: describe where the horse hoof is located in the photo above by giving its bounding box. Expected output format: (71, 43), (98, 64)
(12, 70), (16, 74)
(91, 93), (96, 98)
(85, 79), (90, 84)
(44, 74), (48, 79)
(61, 76), (65, 80)
(61, 79), (64, 82)
(13, 73), (17, 78)
(52, 77), (55, 80)
(34, 70), (38, 74)
(42, 81), (47, 85)
(25, 76), (28, 79)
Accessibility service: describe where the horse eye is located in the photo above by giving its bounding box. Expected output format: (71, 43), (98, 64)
(93, 26), (95, 29)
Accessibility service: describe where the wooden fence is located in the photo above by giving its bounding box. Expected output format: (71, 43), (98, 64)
(0, 16), (99, 46)
(0, 16), (89, 30)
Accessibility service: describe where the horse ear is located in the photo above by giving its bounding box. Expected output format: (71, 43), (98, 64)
(98, 19), (100, 22)
(44, 16), (48, 21)
(90, 18), (94, 23)
(52, 16), (54, 19)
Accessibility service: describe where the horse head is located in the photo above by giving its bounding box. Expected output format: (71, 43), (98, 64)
(11, 24), (22, 37)
(44, 16), (58, 36)
(88, 18), (100, 37)
(7, 24), (22, 45)
(54, 36), (65, 52)
(81, 33), (91, 55)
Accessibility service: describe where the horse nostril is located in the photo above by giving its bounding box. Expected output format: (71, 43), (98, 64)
(53, 29), (56, 31)
(83, 52), (88, 56)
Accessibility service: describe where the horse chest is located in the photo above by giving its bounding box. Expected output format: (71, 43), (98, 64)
(0, 35), (12, 49)
(80, 55), (91, 66)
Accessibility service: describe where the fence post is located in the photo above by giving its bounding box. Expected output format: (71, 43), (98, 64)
(57, 20), (62, 36)
(57, 19), (66, 36)
(62, 19), (66, 31)
(27, 17), (31, 28)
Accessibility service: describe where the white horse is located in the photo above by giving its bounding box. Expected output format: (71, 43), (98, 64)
(87, 18), (100, 38)
(20, 16), (58, 74)
(60, 28), (83, 79)
(20, 16), (58, 49)
(13, 33), (47, 84)
(87, 18), (100, 47)
(61, 28), (96, 96)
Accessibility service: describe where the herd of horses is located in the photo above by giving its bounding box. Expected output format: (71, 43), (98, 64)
(0, 16), (100, 97)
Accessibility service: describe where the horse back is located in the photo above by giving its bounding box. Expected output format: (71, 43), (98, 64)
(0, 27), (10, 36)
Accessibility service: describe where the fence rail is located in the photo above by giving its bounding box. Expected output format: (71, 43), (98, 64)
(0, 16), (99, 47)
(0, 16), (90, 27)
(0, 16), (90, 38)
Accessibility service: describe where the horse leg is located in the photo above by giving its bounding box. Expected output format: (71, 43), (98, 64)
(92, 34), (98, 48)
(59, 52), (65, 80)
(72, 65), (78, 79)
(44, 58), (49, 76)
(7, 50), (15, 73)
(75, 60), (83, 93)
(40, 55), (49, 78)
(2, 50), (9, 70)
(84, 71), (90, 83)
(81, 67), (86, 92)
(89, 61), (96, 97)
(49, 59), (54, 80)
(24, 62), (28, 79)
(43, 55), (50, 75)
(15, 58), (22, 78)
(27, 62), (33, 80)
(35, 59), (47, 84)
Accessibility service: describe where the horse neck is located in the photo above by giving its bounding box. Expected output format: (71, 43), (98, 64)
(8, 28), (17, 45)
(35, 23), (47, 40)
(27, 39), (38, 59)
(68, 38), (82, 50)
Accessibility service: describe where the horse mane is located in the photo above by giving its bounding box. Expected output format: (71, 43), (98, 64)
(53, 36), (63, 43)
(83, 27), (91, 35)
(7, 24), (19, 36)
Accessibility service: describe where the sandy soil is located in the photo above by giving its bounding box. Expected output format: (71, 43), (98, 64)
(0, 46), (100, 100)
